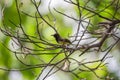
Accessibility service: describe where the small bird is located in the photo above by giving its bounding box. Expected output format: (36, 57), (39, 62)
(52, 33), (71, 45)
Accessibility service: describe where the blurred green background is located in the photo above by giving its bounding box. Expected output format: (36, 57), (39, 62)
(0, 0), (120, 80)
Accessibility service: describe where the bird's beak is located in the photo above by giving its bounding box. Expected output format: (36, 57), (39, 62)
(51, 34), (54, 36)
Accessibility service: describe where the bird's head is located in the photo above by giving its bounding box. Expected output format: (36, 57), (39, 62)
(51, 33), (60, 39)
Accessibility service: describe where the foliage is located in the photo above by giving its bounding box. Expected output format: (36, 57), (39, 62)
(0, 0), (120, 80)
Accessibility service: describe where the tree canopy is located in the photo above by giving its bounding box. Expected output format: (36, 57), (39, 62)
(0, 0), (120, 80)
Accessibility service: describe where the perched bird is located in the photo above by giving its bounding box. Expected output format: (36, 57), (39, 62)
(52, 33), (71, 45)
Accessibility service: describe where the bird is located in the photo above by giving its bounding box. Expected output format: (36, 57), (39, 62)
(52, 33), (71, 45)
